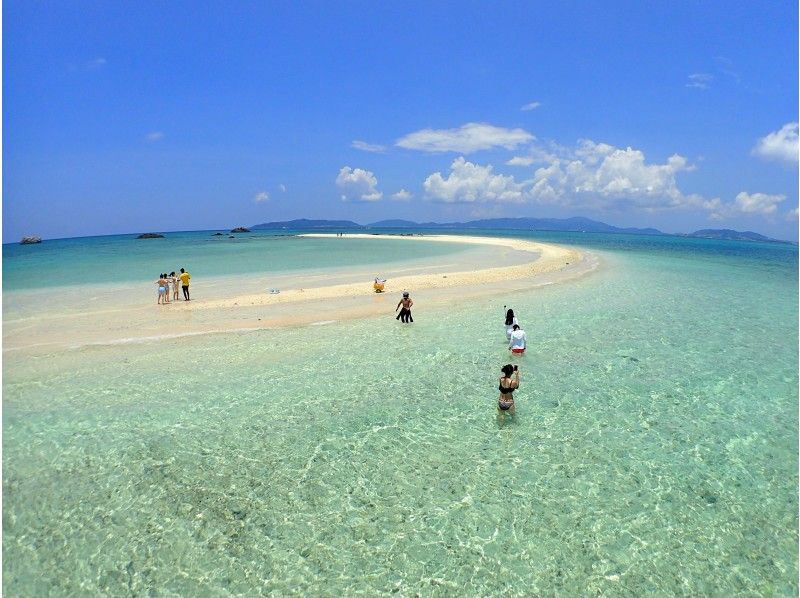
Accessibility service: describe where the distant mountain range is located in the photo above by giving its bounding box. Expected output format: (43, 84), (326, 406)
(679, 229), (787, 243)
(251, 217), (791, 243)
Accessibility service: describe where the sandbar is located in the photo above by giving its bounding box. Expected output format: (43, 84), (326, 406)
(3, 234), (595, 354)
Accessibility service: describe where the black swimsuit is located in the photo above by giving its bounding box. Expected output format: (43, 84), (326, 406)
(498, 379), (517, 410)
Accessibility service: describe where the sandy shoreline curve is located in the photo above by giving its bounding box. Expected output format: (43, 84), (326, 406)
(192, 234), (586, 310)
(3, 234), (594, 353)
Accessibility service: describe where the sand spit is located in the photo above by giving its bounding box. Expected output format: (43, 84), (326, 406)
(3, 234), (595, 353)
(192, 234), (584, 310)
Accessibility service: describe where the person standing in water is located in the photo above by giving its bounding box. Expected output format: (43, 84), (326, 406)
(179, 268), (191, 301)
(498, 364), (519, 415)
(504, 307), (518, 340)
(395, 291), (413, 323)
(508, 324), (527, 354)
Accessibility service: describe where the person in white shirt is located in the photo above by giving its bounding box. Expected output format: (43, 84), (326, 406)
(504, 308), (518, 340)
(508, 324), (527, 354)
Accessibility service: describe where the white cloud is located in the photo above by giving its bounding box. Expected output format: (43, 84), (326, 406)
(336, 166), (382, 202)
(87, 57), (107, 69)
(706, 191), (785, 219)
(732, 192), (785, 215)
(521, 101), (541, 111)
(752, 123), (799, 164)
(526, 139), (701, 210)
(506, 156), (535, 166)
(396, 122), (534, 153)
(352, 140), (387, 153)
(145, 131), (164, 142)
(254, 191), (270, 203)
(423, 157), (525, 203)
(279, 184), (287, 192)
(416, 136), (789, 222)
(686, 73), (713, 89)
(507, 146), (560, 167)
(420, 139), (743, 216)
(786, 208), (799, 221)
(391, 189), (412, 201)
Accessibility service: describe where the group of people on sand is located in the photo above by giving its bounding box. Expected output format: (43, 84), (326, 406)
(156, 268), (191, 305)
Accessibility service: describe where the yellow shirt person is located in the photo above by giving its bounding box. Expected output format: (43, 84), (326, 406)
(179, 268), (191, 301)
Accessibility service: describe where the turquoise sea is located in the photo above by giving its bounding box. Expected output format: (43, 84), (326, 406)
(3, 229), (798, 595)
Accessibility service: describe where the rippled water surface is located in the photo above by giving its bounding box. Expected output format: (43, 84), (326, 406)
(3, 231), (797, 595)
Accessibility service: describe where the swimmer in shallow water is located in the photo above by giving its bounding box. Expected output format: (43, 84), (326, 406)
(395, 291), (413, 323)
(498, 364), (519, 415)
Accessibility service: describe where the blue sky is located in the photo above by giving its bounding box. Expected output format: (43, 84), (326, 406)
(4, 1), (798, 240)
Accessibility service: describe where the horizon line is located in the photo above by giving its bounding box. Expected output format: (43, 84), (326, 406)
(4, 217), (796, 245)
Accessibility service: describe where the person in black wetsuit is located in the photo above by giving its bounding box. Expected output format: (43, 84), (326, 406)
(498, 364), (519, 415)
(395, 291), (413, 323)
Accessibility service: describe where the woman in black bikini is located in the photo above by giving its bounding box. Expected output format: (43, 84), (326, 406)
(498, 364), (519, 415)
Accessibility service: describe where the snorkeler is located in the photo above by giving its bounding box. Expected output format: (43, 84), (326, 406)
(498, 364), (519, 414)
(395, 291), (413, 323)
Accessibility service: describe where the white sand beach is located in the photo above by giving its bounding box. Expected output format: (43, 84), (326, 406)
(3, 234), (595, 353)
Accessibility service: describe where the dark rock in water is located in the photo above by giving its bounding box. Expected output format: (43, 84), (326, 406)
(136, 233), (164, 239)
(230, 227), (251, 233)
(20, 236), (42, 244)
(213, 232), (224, 236)
(229, 235), (235, 239)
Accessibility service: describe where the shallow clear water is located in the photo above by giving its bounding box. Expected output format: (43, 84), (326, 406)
(3, 231), (797, 595)
(2, 231), (471, 290)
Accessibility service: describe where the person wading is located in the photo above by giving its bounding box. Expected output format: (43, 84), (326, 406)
(395, 291), (413, 323)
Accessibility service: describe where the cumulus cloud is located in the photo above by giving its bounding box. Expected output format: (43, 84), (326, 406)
(391, 189), (413, 201)
(352, 140), (387, 153)
(524, 140), (703, 211)
(423, 157), (525, 203)
(421, 139), (739, 216)
(686, 73), (713, 89)
(752, 123), (799, 164)
(706, 192), (785, 220)
(254, 191), (270, 203)
(415, 134), (788, 221)
(507, 146), (560, 167)
(396, 122), (534, 153)
(521, 101), (541, 111)
(336, 167), (382, 202)
(786, 208), (799, 221)
(731, 192), (785, 215)
(146, 131), (164, 142)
